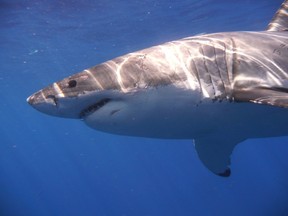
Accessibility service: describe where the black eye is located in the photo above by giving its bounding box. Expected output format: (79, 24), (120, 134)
(68, 80), (77, 88)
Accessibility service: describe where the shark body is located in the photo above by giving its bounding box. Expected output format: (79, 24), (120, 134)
(28, 1), (288, 176)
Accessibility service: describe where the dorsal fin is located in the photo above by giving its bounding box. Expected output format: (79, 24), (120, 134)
(267, 0), (288, 31)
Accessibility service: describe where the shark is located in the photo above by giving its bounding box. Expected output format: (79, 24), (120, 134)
(27, 1), (288, 176)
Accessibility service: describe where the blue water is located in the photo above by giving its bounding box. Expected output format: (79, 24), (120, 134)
(1, 0), (288, 215)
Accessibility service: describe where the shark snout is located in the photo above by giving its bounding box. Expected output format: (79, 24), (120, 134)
(27, 90), (57, 106)
(27, 84), (98, 119)
(27, 91), (45, 105)
(27, 91), (58, 116)
(26, 85), (65, 117)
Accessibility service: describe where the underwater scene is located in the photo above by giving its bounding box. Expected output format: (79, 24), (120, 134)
(1, 0), (288, 215)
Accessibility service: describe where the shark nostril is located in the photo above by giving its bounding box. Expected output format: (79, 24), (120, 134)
(46, 95), (58, 106)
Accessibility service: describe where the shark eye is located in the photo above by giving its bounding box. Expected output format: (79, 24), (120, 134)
(68, 80), (77, 88)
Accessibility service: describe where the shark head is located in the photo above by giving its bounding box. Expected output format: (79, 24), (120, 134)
(27, 52), (204, 138)
(27, 62), (142, 134)
(27, 63), (126, 119)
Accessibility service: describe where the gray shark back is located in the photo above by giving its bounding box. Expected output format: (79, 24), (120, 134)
(76, 31), (288, 103)
(97, 31), (288, 106)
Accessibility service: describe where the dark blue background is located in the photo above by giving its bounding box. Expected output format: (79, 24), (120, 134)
(1, 0), (288, 215)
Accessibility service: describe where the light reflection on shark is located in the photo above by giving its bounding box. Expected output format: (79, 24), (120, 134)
(27, 1), (288, 176)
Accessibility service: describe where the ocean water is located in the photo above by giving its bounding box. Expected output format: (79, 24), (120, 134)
(1, 0), (288, 215)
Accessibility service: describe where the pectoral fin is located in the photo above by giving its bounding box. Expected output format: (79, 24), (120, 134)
(233, 86), (288, 108)
(194, 136), (244, 177)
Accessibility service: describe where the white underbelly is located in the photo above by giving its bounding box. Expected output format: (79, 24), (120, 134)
(83, 85), (288, 139)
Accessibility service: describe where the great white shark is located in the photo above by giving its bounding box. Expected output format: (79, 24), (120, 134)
(27, 1), (288, 176)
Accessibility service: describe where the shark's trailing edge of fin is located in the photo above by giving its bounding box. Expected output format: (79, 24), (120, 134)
(267, 0), (288, 31)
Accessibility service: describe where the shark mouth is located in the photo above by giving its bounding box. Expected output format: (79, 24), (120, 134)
(79, 98), (111, 118)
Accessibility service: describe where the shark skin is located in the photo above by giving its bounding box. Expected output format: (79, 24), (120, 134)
(27, 1), (288, 176)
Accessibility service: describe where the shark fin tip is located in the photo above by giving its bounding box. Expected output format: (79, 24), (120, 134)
(217, 168), (231, 177)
